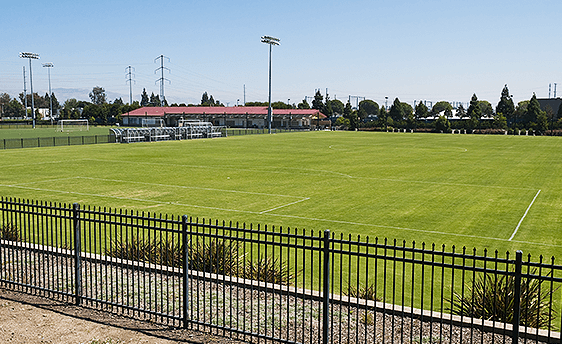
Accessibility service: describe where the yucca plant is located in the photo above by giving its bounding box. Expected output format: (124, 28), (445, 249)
(447, 269), (559, 329)
(243, 255), (300, 285)
(187, 239), (242, 276)
(344, 283), (381, 301)
(106, 236), (159, 264)
(0, 223), (20, 242)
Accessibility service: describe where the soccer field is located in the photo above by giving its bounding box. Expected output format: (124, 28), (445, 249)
(1, 131), (561, 259)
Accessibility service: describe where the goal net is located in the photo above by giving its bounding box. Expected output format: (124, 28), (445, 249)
(58, 119), (89, 132)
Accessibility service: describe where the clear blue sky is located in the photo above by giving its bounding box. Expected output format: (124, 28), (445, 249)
(1, 0), (561, 108)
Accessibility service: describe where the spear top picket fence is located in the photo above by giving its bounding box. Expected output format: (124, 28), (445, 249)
(1, 197), (561, 344)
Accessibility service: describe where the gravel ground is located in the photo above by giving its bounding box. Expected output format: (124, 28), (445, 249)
(1, 244), (557, 343)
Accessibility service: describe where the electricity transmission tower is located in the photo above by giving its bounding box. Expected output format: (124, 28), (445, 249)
(125, 66), (135, 105)
(154, 55), (170, 106)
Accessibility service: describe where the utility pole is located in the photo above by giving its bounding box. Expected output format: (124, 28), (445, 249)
(42, 62), (54, 123)
(20, 52), (39, 128)
(125, 66), (135, 105)
(549, 84), (552, 98)
(154, 55), (170, 106)
(555, 83), (558, 98)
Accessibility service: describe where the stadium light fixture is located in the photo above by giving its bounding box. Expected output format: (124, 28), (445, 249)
(261, 36), (280, 134)
(43, 62), (54, 124)
(20, 52), (40, 128)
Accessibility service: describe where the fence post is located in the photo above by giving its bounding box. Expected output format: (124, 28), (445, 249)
(73, 203), (82, 306)
(512, 250), (523, 343)
(322, 229), (330, 344)
(182, 215), (189, 328)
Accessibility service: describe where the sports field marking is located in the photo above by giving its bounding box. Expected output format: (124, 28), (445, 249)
(259, 198), (311, 214)
(83, 158), (533, 191)
(75, 176), (306, 199)
(1, 183), (558, 249)
(508, 189), (541, 241)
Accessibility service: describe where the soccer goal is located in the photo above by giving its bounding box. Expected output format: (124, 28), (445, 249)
(57, 119), (89, 132)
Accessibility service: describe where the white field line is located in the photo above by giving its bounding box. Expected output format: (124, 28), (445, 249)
(1, 184), (559, 249)
(8, 176), (81, 186)
(508, 189), (541, 241)
(82, 158), (535, 191)
(74, 176), (305, 199)
(259, 198), (311, 214)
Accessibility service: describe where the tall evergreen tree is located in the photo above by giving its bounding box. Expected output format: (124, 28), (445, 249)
(140, 88), (149, 107)
(312, 90), (324, 111)
(389, 98), (405, 122)
(496, 84), (514, 125)
(467, 94), (481, 130)
(527, 93), (548, 133)
(414, 101), (429, 120)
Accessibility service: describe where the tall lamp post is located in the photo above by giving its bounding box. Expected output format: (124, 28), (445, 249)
(20, 52), (40, 129)
(261, 35), (280, 134)
(43, 62), (54, 124)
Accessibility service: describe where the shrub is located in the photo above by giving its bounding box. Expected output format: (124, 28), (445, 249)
(243, 255), (300, 285)
(344, 283), (381, 301)
(0, 223), (20, 241)
(447, 269), (559, 329)
(188, 239), (242, 276)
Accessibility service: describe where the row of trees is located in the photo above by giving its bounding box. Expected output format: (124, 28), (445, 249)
(0, 92), (61, 119)
(298, 85), (560, 134)
(2, 85), (559, 133)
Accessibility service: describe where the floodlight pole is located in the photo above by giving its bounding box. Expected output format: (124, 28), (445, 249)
(261, 36), (280, 134)
(20, 52), (40, 129)
(43, 63), (54, 125)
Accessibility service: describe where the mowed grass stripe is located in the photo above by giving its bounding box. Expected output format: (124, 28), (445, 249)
(0, 131), (561, 257)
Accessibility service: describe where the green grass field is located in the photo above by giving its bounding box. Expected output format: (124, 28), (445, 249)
(1, 130), (561, 259)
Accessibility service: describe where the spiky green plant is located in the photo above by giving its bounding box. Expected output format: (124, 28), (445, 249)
(106, 236), (160, 264)
(344, 283), (381, 301)
(187, 239), (242, 276)
(0, 223), (20, 242)
(243, 255), (301, 285)
(447, 269), (559, 329)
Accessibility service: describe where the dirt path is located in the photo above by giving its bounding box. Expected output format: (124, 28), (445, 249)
(0, 288), (245, 344)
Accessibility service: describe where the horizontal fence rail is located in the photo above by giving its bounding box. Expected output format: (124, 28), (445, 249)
(1, 197), (561, 344)
(1, 134), (117, 150)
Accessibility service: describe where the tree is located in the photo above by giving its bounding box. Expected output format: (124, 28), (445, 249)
(312, 90), (324, 111)
(431, 101), (453, 116)
(149, 92), (161, 107)
(496, 85), (514, 125)
(297, 99), (310, 109)
(434, 115), (451, 132)
(478, 101), (494, 119)
(140, 88), (149, 107)
(456, 104), (466, 119)
(389, 98), (405, 122)
(4, 98), (25, 118)
(0, 93), (10, 115)
(89, 86), (106, 105)
(514, 100), (529, 128)
(329, 99), (344, 115)
(378, 106), (388, 128)
(527, 94), (548, 133)
(414, 102), (429, 120)
(467, 94), (482, 130)
(357, 99), (378, 122)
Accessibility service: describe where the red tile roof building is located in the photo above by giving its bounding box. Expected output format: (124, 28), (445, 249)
(122, 106), (326, 129)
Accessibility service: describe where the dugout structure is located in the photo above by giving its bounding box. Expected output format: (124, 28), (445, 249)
(110, 122), (222, 143)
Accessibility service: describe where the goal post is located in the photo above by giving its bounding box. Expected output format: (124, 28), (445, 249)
(57, 119), (89, 132)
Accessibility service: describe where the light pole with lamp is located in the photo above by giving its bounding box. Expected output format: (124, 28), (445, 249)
(43, 62), (54, 125)
(20, 52), (40, 129)
(261, 35), (280, 134)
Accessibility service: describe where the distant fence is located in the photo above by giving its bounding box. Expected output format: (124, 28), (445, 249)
(1, 197), (561, 344)
(224, 128), (309, 136)
(0, 135), (117, 150)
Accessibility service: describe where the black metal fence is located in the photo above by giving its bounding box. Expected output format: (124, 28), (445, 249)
(1, 197), (561, 343)
(1, 135), (117, 150)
